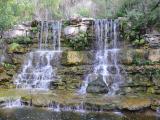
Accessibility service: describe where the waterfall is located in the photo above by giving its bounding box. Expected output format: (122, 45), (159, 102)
(3, 98), (23, 108)
(79, 19), (123, 95)
(15, 21), (62, 90)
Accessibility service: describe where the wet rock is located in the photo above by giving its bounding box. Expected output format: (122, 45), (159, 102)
(0, 72), (11, 82)
(50, 75), (82, 90)
(120, 49), (134, 65)
(12, 54), (26, 65)
(6, 69), (16, 77)
(0, 50), (13, 64)
(148, 49), (160, 62)
(57, 65), (93, 75)
(61, 51), (94, 65)
(125, 74), (152, 87)
(125, 65), (160, 74)
(152, 72), (160, 87)
(87, 75), (108, 94)
(151, 99), (160, 111)
(119, 97), (151, 110)
(0, 66), (4, 73)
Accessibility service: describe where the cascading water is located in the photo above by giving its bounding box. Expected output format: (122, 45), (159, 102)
(3, 98), (23, 108)
(79, 19), (123, 95)
(15, 21), (62, 90)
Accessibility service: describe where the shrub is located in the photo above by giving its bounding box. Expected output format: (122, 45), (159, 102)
(66, 32), (90, 50)
(8, 36), (32, 44)
(132, 39), (145, 47)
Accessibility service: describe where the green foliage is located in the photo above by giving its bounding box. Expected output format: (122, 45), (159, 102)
(35, 0), (63, 19)
(116, 0), (160, 44)
(0, 0), (34, 36)
(133, 57), (158, 65)
(78, 8), (90, 17)
(31, 27), (38, 34)
(66, 32), (90, 50)
(2, 62), (15, 69)
(9, 43), (21, 50)
(132, 39), (145, 47)
(8, 36), (32, 44)
(0, 0), (17, 32)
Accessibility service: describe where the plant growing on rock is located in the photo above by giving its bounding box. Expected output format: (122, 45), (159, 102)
(132, 39), (145, 47)
(2, 62), (15, 69)
(8, 36), (32, 44)
(66, 32), (90, 50)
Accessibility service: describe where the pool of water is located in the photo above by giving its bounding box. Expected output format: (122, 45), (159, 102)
(0, 108), (160, 120)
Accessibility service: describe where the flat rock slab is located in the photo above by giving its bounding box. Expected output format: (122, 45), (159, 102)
(0, 89), (158, 111)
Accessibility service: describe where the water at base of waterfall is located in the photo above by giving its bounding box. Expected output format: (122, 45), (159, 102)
(3, 99), (23, 108)
(48, 103), (85, 113)
(79, 19), (123, 95)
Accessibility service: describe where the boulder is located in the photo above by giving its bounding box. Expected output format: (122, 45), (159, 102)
(86, 75), (108, 94)
(64, 26), (79, 36)
(144, 34), (160, 48)
(61, 51), (94, 65)
(79, 25), (88, 33)
(148, 49), (160, 62)
(3, 23), (30, 39)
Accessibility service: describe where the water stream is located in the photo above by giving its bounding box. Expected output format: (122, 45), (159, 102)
(79, 19), (123, 95)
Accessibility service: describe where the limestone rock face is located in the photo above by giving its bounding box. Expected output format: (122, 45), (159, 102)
(3, 23), (31, 39)
(0, 72), (11, 82)
(64, 26), (79, 36)
(119, 97), (151, 110)
(87, 75), (108, 94)
(120, 49), (134, 65)
(148, 49), (160, 62)
(0, 53), (12, 64)
(61, 51), (94, 65)
(144, 34), (160, 48)
(120, 49), (149, 65)
(126, 74), (152, 87)
(12, 54), (26, 65)
(79, 25), (88, 33)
